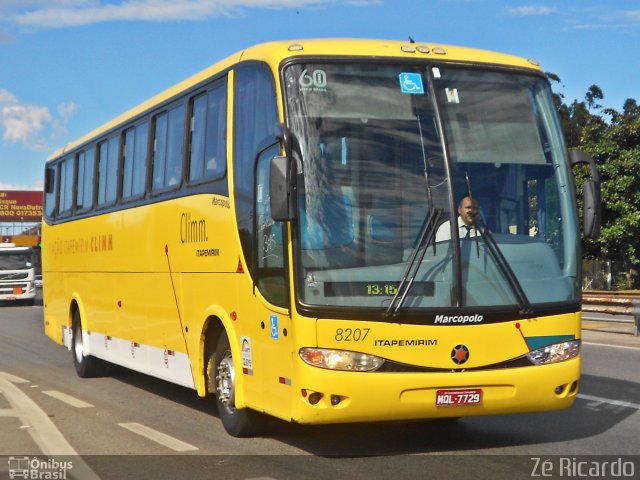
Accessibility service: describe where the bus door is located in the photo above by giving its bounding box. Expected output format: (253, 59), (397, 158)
(232, 64), (292, 415)
(247, 143), (292, 415)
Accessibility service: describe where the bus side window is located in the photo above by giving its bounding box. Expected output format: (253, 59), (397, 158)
(188, 79), (227, 183)
(76, 148), (95, 212)
(44, 165), (58, 218)
(204, 83), (227, 179)
(189, 94), (207, 182)
(122, 122), (148, 199)
(233, 64), (279, 282)
(152, 105), (185, 191)
(256, 143), (288, 306)
(152, 112), (168, 191)
(97, 136), (119, 207)
(58, 156), (74, 217)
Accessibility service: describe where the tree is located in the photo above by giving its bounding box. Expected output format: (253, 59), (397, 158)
(546, 75), (605, 148)
(548, 76), (640, 287)
(585, 84), (604, 110)
(623, 98), (638, 115)
(578, 96), (640, 287)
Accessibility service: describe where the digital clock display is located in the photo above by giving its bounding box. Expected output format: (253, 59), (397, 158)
(324, 281), (434, 297)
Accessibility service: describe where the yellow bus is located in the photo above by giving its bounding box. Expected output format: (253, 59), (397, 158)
(42, 38), (600, 436)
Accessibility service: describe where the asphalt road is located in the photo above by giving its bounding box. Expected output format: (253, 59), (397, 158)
(1, 293), (638, 479)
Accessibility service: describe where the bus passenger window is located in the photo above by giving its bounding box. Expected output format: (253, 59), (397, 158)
(123, 123), (148, 199)
(189, 82), (227, 183)
(58, 156), (74, 216)
(166, 106), (184, 186)
(153, 105), (185, 190)
(76, 148), (95, 211)
(189, 94), (207, 181)
(44, 165), (58, 218)
(152, 113), (168, 190)
(97, 136), (119, 207)
(204, 84), (226, 179)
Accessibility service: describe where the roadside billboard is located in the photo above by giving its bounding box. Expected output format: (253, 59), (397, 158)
(0, 190), (43, 222)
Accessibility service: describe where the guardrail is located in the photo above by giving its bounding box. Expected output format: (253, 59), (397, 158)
(582, 293), (640, 336)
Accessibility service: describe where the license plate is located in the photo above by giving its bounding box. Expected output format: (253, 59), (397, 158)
(13, 287), (24, 295)
(436, 388), (483, 406)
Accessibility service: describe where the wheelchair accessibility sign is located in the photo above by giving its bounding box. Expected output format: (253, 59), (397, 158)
(399, 73), (424, 94)
(270, 314), (279, 340)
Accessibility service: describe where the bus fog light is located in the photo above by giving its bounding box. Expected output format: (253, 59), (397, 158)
(308, 392), (323, 405)
(299, 348), (384, 372)
(527, 340), (581, 365)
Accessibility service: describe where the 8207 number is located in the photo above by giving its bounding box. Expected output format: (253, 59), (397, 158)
(334, 328), (370, 342)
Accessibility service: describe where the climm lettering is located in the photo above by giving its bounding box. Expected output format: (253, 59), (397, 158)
(90, 234), (113, 252)
(181, 212), (208, 244)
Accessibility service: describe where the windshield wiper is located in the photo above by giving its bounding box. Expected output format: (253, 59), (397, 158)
(385, 208), (443, 319)
(472, 216), (534, 317)
(462, 172), (533, 316)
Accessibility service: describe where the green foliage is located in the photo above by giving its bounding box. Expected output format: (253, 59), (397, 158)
(549, 73), (640, 286)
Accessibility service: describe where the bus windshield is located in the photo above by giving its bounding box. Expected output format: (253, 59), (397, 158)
(284, 61), (579, 315)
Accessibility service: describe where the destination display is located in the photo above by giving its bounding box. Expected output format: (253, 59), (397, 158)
(324, 281), (435, 297)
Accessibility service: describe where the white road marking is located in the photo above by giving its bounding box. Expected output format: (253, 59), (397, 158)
(0, 374), (101, 480)
(0, 377), (76, 454)
(118, 422), (199, 452)
(577, 393), (640, 411)
(582, 341), (640, 351)
(0, 372), (30, 383)
(43, 390), (94, 408)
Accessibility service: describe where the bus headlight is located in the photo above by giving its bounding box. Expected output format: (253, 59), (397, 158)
(299, 348), (384, 372)
(527, 340), (581, 365)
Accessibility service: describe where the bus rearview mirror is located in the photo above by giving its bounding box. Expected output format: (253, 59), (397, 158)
(569, 149), (601, 238)
(270, 156), (295, 221)
(582, 180), (601, 238)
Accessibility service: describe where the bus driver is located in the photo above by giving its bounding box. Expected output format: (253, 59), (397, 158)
(435, 196), (480, 242)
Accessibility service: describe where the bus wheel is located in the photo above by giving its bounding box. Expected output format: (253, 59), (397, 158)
(213, 331), (264, 437)
(71, 310), (105, 378)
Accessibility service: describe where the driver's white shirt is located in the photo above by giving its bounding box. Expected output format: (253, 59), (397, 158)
(435, 216), (478, 242)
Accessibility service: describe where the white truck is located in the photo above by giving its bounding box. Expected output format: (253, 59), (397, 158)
(0, 243), (36, 305)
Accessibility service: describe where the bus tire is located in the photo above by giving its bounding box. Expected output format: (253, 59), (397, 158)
(71, 309), (106, 378)
(212, 331), (264, 437)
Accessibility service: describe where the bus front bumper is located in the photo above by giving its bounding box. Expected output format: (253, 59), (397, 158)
(288, 357), (580, 424)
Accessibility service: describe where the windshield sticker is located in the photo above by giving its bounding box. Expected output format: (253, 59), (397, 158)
(299, 69), (327, 92)
(432, 67), (441, 79)
(399, 73), (425, 94)
(445, 88), (460, 103)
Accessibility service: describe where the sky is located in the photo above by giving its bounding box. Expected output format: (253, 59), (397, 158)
(0, 0), (638, 191)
